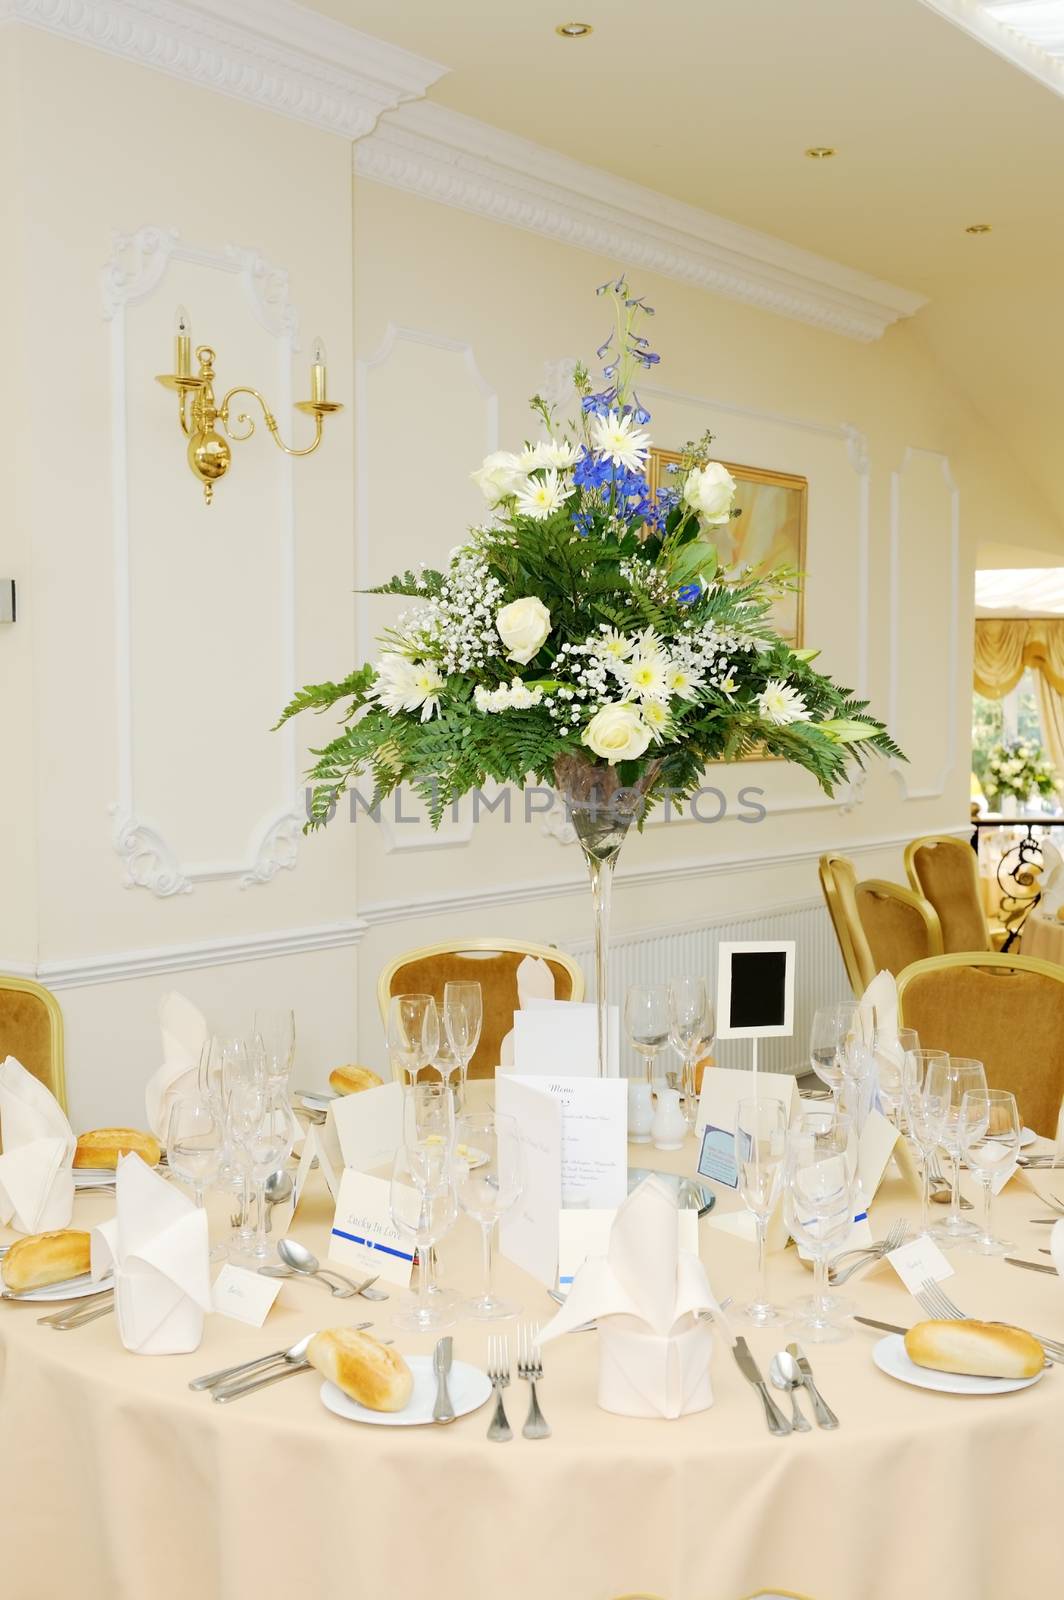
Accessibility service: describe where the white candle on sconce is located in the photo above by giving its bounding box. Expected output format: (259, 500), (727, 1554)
(311, 334), (327, 404)
(174, 305), (192, 379)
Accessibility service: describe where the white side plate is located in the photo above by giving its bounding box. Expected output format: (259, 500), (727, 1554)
(320, 1356), (492, 1426)
(873, 1333), (1045, 1395)
(4, 1273), (114, 1302)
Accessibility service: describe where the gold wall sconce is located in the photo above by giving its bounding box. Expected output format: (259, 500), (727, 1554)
(155, 307), (342, 504)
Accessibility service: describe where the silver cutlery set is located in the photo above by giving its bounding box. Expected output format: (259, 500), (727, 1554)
(257, 1239), (389, 1301)
(828, 1218), (910, 1286)
(732, 1338), (838, 1435)
(486, 1329), (551, 1442)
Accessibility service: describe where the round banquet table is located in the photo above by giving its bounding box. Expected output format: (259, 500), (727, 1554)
(1019, 911), (1064, 964)
(2, 1121), (1064, 1600)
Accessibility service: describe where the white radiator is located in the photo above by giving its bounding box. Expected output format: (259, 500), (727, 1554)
(564, 896), (850, 1077)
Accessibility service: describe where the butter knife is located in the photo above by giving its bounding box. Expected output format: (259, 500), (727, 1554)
(731, 1337), (791, 1435)
(432, 1335), (456, 1423)
(1005, 1256), (1057, 1275)
(787, 1342), (839, 1429)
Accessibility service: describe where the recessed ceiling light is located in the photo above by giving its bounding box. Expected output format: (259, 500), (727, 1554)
(556, 21), (593, 37)
(965, 222), (993, 234)
(805, 146), (836, 160)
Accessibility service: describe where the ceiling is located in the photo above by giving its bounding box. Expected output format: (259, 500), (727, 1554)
(315, 0), (1064, 540)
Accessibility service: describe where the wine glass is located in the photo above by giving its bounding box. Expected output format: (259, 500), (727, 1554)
(875, 1025), (920, 1128)
(387, 994), (440, 1085)
(404, 1082), (457, 1305)
(668, 976), (711, 1133)
(837, 1008), (877, 1134)
(960, 1088), (1020, 1255)
(455, 1110), (524, 1320)
(253, 1008), (295, 1085)
(390, 1137), (458, 1334)
(166, 1095), (225, 1260)
(734, 1098), (787, 1326)
(783, 1111), (857, 1344)
(228, 1082), (296, 1262)
(808, 1004), (859, 1109)
(625, 985), (670, 1083)
(902, 1048), (950, 1237)
(933, 1056), (987, 1246)
(443, 982), (482, 1105)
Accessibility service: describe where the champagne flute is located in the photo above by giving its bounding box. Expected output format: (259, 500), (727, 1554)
(667, 976), (710, 1133)
(784, 1111), (857, 1344)
(902, 1049), (950, 1238)
(443, 981), (482, 1105)
(624, 985), (670, 1084)
(387, 994), (440, 1085)
(455, 1110), (524, 1320)
(960, 1088), (1020, 1255)
(933, 1056), (987, 1246)
(734, 1098), (787, 1326)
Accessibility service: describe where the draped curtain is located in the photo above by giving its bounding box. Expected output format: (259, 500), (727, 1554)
(974, 617), (1064, 777)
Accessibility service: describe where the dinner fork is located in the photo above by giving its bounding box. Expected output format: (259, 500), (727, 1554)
(517, 1324), (551, 1440)
(828, 1218), (909, 1286)
(914, 1276), (1064, 1365)
(486, 1334), (513, 1443)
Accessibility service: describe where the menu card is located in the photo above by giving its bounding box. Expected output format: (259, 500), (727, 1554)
(328, 1082), (403, 1172)
(496, 1076), (563, 1286)
(513, 1000), (620, 1077)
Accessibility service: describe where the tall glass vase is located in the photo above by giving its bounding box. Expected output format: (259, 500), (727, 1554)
(553, 754), (662, 1079)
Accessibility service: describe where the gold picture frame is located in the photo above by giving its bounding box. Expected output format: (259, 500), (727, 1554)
(648, 450), (807, 646)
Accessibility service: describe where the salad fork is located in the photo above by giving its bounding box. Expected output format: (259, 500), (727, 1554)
(486, 1334), (513, 1443)
(517, 1324), (551, 1439)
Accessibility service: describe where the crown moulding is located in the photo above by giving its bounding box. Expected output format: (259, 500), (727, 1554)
(355, 101), (927, 343)
(1, 0), (447, 140)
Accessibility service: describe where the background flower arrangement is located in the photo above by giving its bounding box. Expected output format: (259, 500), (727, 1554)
(279, 279), (899, 827)
(983, 739), (1057, 806)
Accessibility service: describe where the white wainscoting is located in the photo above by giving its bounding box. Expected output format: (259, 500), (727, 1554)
(565, 896), (850, 1078)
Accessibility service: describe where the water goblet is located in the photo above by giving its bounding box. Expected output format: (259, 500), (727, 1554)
(166, 1095), (226, 1262)
(784, 1111), (857, 1344)
(624, 984), (670, 1084)
(667, 976), (711, 1133)
(932, 1056), (987, 1246)
(960, 1088), (1020, 1255)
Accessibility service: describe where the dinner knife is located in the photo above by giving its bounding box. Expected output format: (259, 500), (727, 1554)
(1005, 1256), (1058, 1275)
(854, 1315), (908, 1336)
(787, 1342), (839, 1429)
(432, 1335), (456, 1424)
(731, 1337), (791, 1435)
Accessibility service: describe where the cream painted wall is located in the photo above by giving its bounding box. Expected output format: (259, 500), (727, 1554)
(348, 177), (1061, 1065)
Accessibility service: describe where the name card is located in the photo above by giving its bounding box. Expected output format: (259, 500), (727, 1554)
(695, 1066), (800, 1139)
(211, 1265), (282, 1328)
(557, 1206), (698, 1290)
(697, 1123), (746, 1189)
(886, 1234), (954, 1294)
(328, 1082), (403, 1173)
(328, 1170), (415, 1287)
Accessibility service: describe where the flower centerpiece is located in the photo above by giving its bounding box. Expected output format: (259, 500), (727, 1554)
(983, 739), (1057, 810)
(279, 280), (899, 1076)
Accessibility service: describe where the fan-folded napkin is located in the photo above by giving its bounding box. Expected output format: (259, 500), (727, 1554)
(91, 1152), (211, 1354)
(0, 1055), (75, 1233)
(539, 1175), (729, 1418)
(498, 956), (556, 1066)
(145, 990), (208, 1142)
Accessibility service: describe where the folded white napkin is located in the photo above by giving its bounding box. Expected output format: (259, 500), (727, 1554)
(145, 990), (208, 1142)
(0, 1055), (76, 1233)
(499, 956), (556, 1067)
(540, 1175), (728, 1418)
(91, 1152), (211, 1354)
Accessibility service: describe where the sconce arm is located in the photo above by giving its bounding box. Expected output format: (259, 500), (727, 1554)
(220, 386), (324, 457)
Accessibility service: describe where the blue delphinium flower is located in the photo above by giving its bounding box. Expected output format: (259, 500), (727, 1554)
(677, 583), (702, 605)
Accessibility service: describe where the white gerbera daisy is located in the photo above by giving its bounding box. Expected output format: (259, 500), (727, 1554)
(641, 698), (672, 742)
(665, 663), (704, 700)
(621, 653), (670, 701)
(593, 627), (635, 663)
(758, 679), (810, 726)
(590, 410), (651, 472)
(520, 438), (580, 471)
(514, 467), (574, 521)
(372, 653), (443, 722)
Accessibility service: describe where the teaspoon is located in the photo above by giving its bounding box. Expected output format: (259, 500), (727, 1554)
(769, 1351), (811, 1432)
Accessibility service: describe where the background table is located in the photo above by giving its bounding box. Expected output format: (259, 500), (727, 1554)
(2, 1124), (1064, 1600)
(1019, 911), (1064, 964)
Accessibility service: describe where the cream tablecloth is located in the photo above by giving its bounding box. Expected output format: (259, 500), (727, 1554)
(2, 1127), (1064, 1600)
(1019, 911), (1064, 965)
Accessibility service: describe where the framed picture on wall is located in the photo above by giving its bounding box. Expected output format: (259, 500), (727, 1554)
(647, 451), (807, 645)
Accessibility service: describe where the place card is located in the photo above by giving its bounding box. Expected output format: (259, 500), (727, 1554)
(885, 1234), (954, 1294)
(211, 1265), (283, 1328)
(328, 1081), (403, 1172)
(513, 1001), (620, 1077)
(328, 1170), (414, 1287)
(557, 1205), (698, 1290)
(695, 1066), (800, 1137)
(496, 1075), (563, 1287)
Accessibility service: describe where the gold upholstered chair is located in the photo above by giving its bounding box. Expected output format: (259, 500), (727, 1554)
(855, 879), (943, 977)
(377, 939), (585, 1080)
(897, 951), (1064, 1137)
(904, 834), (993, 953)
(0, 974), (67, 1112)
(818, 852), (876, 996)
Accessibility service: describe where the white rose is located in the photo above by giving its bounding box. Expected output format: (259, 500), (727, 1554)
(496, 596), (551, 664)
(682, 461), (736, 526)
(582, 702), (653, 765)
(471, 450), (524, 506)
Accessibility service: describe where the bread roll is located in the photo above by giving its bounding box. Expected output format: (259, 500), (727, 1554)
(73, 1128), (162, 1170)
(2, 1229), (92, 1292)
(328, 1065), (384, 1097)
(904, 1318), (1043, 1378)
(307, 1326), (414, 1412)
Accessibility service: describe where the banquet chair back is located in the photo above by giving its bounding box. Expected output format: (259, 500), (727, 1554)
(818, 853), (875, 995)
(0, 974), (67, 1113)
(904, 834), (991, 953)
(897, 951), (1064, 1137)
(377, 939), (585, 1079)
(855, 879), (943, 976)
